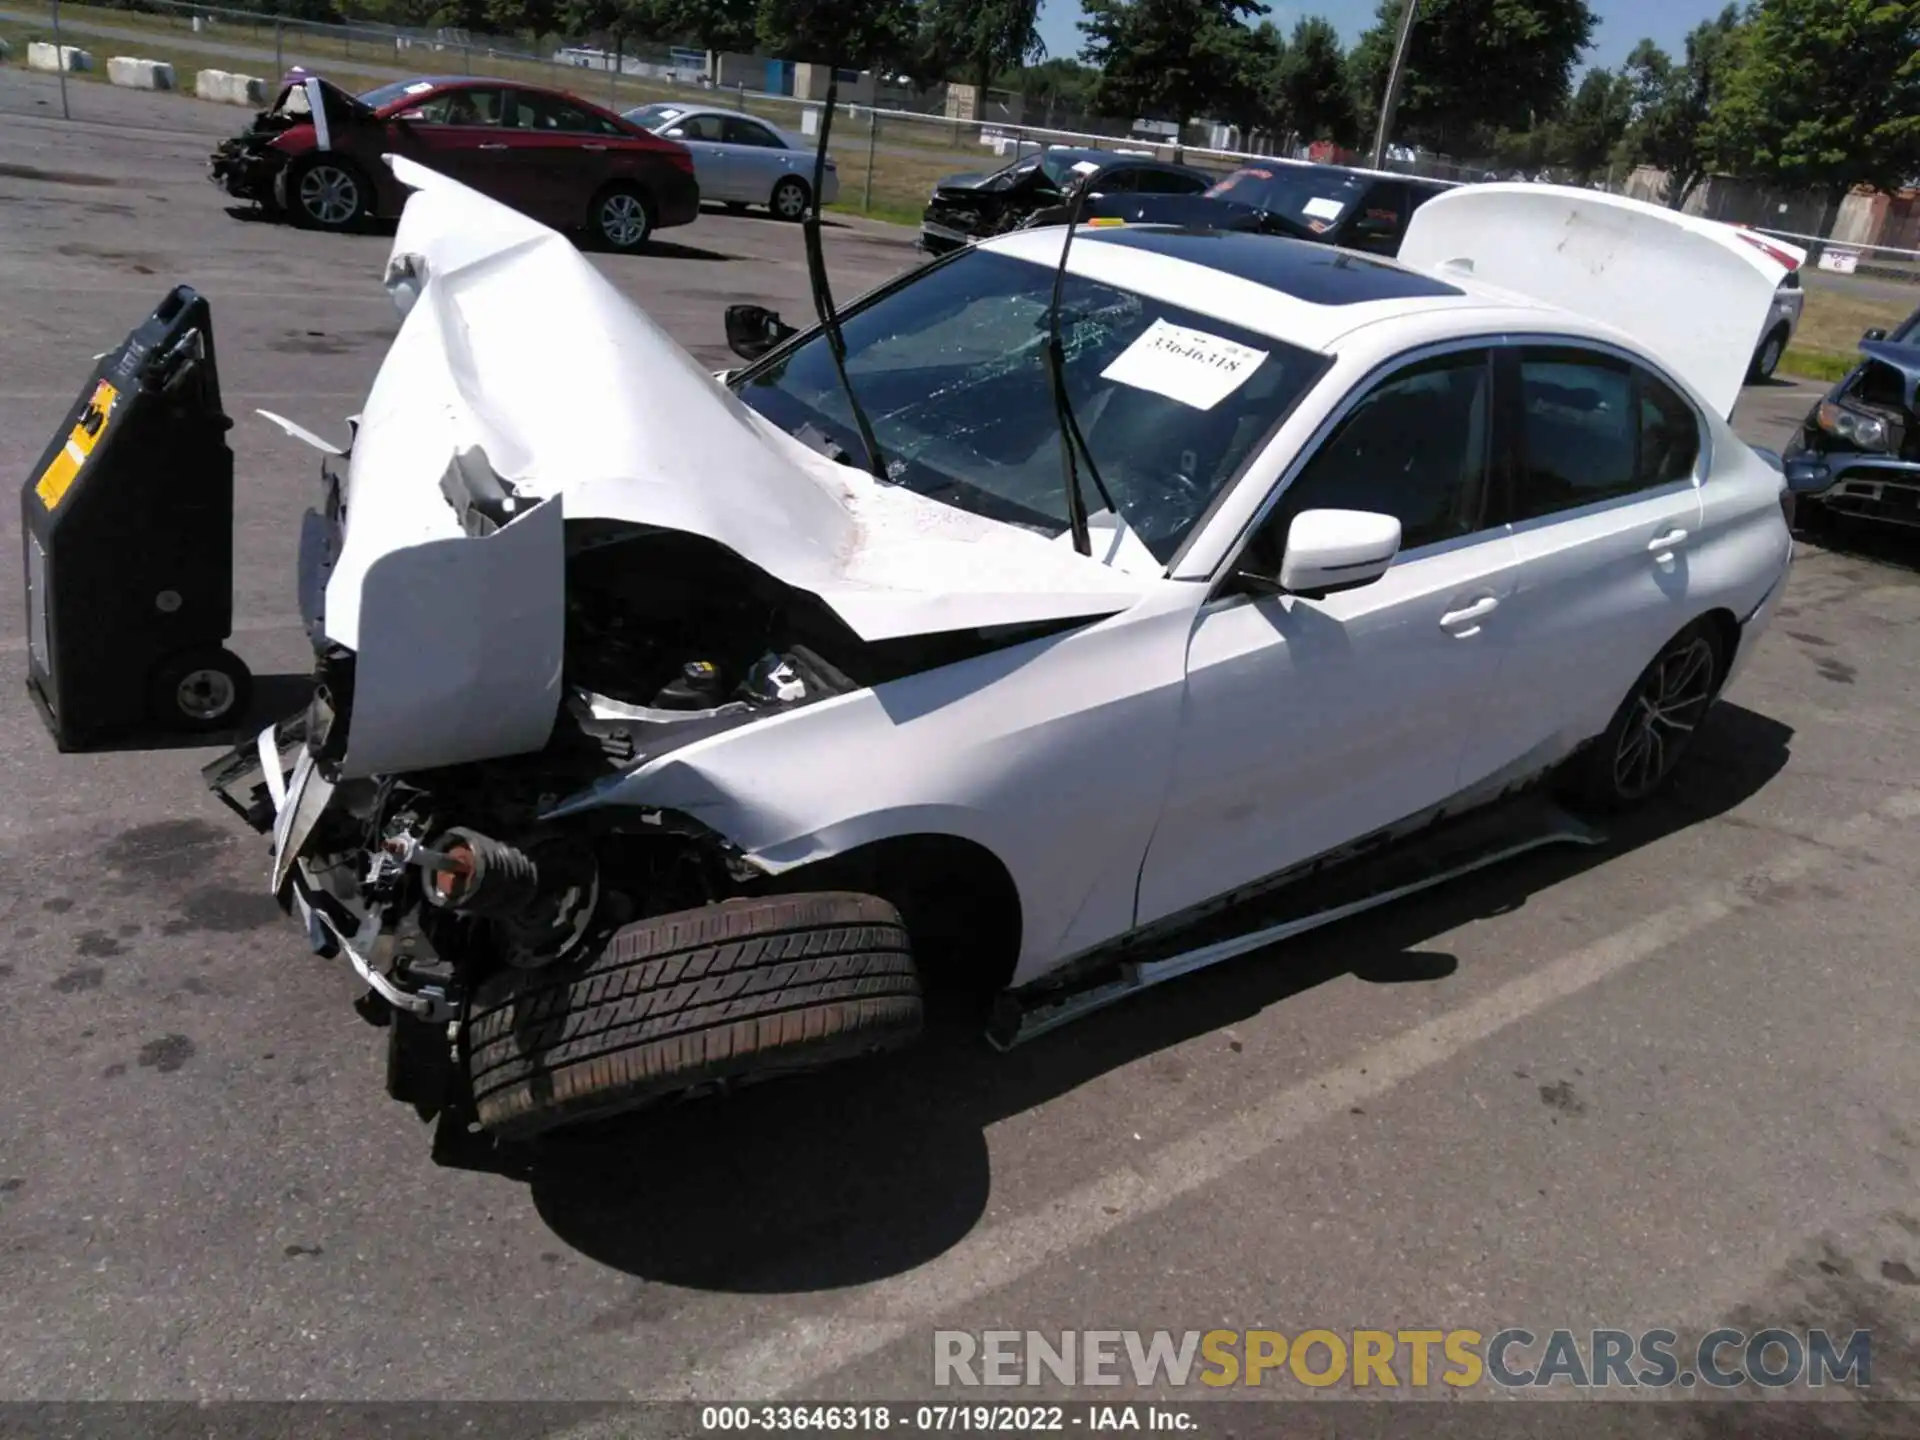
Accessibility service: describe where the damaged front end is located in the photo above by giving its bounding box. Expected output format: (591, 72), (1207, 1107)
(208, 77), (366, 208)
(1784, 338), (1920, 528)
(204, 155), (1146, 1118)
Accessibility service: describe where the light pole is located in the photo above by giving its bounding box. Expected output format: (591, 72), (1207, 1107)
(1369, 0), (1418, 168)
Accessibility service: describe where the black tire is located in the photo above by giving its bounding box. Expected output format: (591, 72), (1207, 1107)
(286, 156), (372, 232)
(466, 892), (922, 1138)
(1561, 620), (1726, 813)
(769, 175), (811, 222)
(146, 646), (253, 733)
(590, 184), (655, 252)
(1748, 325), (1789, 382)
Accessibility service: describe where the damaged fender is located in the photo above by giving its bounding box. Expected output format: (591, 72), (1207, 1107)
(545, 593), (1205, 985)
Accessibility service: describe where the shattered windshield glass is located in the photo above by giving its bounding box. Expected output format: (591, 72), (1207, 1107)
(732, 248), (1326, 563)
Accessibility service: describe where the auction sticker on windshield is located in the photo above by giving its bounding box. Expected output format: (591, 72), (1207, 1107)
(1303, 196), (1346, 221)
(1101, 319), (1268, 410)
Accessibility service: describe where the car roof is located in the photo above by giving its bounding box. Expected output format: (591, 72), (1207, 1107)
(628, 102), (772, 124)
(979, 224), (1574, 355)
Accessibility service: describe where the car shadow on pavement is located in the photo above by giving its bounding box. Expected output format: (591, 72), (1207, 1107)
(1799, 517), (1920, 575)
(507, 701), (1792, 1294)
(52, 672), (311, 754)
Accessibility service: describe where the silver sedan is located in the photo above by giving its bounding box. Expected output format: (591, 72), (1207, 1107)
(624, 102), (840, 219)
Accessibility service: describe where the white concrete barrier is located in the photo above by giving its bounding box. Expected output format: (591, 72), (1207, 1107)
(0, 38), (13, 62)
(107, 55), (175, 90)
(194, 67), (267, 105)
(27, 42), (92, 73)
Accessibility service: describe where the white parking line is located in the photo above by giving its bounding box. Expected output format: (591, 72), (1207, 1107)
(653, 787), (1920, 1402)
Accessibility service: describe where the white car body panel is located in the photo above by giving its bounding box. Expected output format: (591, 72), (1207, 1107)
(1399, 184), (1795, 419)
(285, 158), (1795, 988)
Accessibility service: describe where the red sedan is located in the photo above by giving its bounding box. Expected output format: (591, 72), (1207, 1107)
(209, 75), (700, 251)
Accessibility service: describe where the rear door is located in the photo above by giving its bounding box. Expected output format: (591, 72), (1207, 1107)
(499, 89), (633, 226)
(718, 115), (791, 206)
(1342, 179), (1409, 255)
(1469, 342), (1707, 782)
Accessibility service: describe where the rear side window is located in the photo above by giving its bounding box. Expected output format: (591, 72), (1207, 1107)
(1511, 347), (1699, 521)
(511, 92), (623, 134)
(722, 117), (781, 147)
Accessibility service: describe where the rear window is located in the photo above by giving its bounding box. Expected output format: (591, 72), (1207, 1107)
(1204, 167), (1367, 234)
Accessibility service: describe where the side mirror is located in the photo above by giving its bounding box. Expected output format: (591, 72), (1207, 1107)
(1863, 327), (1889, 343)
(725, 303), (798, 361)
(664, 126), (686, 138)
(1277, 508), (1401, 598)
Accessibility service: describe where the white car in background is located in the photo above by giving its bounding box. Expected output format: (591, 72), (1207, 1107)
(623, 102), (838, 219)
(210, 171), (1795, 1143)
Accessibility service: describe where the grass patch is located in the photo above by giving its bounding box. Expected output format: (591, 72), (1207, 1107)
(1796, 279), (1915, 353)
(1778, 346), (1857, 385)
(828, 199), (921, 228)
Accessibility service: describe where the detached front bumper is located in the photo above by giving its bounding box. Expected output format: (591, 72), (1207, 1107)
(1785, 450), (1920, 528)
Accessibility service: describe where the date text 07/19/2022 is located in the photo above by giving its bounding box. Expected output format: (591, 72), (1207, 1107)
(698, 1405), (1196, 1432)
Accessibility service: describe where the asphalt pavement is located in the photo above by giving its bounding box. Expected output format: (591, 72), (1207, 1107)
(4, 69), (1920, 1424)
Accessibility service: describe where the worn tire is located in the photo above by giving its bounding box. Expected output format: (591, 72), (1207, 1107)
(466, 892), (921, 1138)
(1560, 619), (1727, 814)
(1748, 324), (1789, 382)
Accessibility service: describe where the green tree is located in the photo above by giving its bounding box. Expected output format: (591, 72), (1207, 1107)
(1616, 8), (1741, 210)
(1078, 0), (1267, 123)
(1553, 65), (1631, 179)
(1708, 0), (1920, 231)
(1275, 16), (1357, 146)
(1349, 0), (1597, 158)
(622, 0), (757, 50)
(1019, 55), (1101, 120)
(758, 0), (921, 67)
(924, 0), (1046, 106)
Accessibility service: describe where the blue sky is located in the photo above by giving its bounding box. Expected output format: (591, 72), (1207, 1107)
(1035, 0), (1725, 73)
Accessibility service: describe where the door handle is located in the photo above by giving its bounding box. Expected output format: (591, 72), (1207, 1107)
(1439, 596), (1498, 634)
(477, 143), (508, 150)
(1647, 527), (1689, 557)
(581, 143), (607, 151)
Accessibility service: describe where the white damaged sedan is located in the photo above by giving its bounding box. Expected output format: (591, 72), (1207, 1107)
(208, 159), (1794, 1139)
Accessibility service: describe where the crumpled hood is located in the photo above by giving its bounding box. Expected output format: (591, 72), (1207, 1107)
(1857, 340), (1920, 411)
(310, 156), (1154, 778)
(324, 155), (1153, 655)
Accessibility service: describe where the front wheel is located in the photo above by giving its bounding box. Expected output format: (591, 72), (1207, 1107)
(1561, 621), (1726, 812)
(466, 891), (923, 1138)
(769, 175), (810, 222)
(287, 157), (371, 232)
(591, 185), (655, 252)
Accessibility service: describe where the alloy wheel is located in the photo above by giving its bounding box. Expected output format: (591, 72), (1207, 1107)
(600, 192), (651, 249)
(1611, 636), (1716, 801)
(299, 164), (361, 227)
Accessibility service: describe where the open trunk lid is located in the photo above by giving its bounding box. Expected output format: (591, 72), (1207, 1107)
(1399, 184), (1801, 419)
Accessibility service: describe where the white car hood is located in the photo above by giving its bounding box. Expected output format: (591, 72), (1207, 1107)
(1399, 184), (1799, 419)
(313, 156), (1153, 777)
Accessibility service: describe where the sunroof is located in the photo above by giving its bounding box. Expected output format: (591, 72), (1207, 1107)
(1085, 227), (1464, 305)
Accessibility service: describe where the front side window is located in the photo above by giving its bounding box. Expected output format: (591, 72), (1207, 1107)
(733, 249), (1326, 563)
(414, 87), (504, 126)
(1242, 350), (1493, 574)
(1511, 347), (1698, 522)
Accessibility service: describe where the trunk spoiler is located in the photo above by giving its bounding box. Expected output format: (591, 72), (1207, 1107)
(1399, 185), (1798, 420)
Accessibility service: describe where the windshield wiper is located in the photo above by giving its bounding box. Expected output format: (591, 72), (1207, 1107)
(801, 71), (889, 484)
(1042, 165), (1120, 556)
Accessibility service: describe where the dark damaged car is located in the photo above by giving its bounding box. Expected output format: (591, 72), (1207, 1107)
(1066, 163), (1454, 258)
(1783, 301), (1920, 532)
(209, 74), (699, 251)
(919, 146), (1214, 253)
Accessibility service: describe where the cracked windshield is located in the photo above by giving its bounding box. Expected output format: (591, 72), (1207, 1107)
(732, 248), (1323, 563)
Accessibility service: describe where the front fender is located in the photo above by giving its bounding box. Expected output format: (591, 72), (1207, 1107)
(545, 594), (1202, 983)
